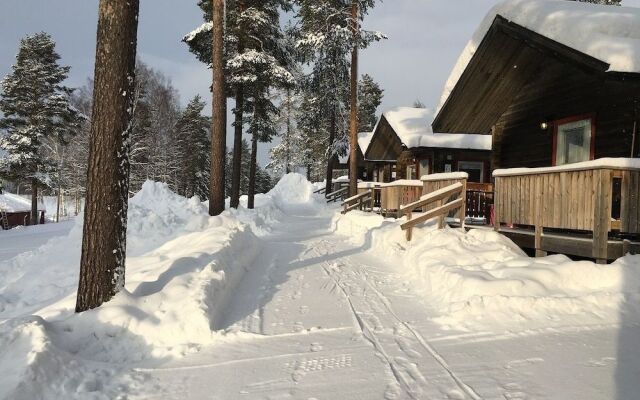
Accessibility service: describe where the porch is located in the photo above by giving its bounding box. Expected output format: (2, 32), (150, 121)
(493, 159), (640, 263)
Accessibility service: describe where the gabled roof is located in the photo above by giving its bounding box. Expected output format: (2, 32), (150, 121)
(435, 0), (640, 133)
(338, 132), (375, 164)
(381, 107), (492, 151)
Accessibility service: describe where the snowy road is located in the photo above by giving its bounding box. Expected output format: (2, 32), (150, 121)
(137, 208), (636, 400)
(0, 220), (74, 262)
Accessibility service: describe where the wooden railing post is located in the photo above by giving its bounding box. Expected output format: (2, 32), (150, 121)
(592, 170), (612, 264)
(406, 211), (413, 241)
(459, 179), (467, 230)
(493, 177), (500, 232)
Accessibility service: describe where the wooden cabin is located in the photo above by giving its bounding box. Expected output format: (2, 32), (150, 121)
(366, 107), (493, 183)
(335, 131), (380, 180)
(433, 0), (640, 261)
(0, 193), (45, 229)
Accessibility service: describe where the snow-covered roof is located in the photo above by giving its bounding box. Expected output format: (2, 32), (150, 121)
(379, 179), (423, 188)
(383, 107), (492, 151)
(0, 193), (45, 213)
(421, 172), (469, 182)
(493, 158), (640, 177)
(358, 131), (375, 155)
(439, 0), (640, 111)
(338, 131), (376, 164)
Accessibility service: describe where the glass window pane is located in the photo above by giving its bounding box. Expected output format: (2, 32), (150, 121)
(419, 160), (430, 177)
(556, 119), (591, 165)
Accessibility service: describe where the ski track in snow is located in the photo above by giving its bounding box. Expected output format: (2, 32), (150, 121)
(136, 209), (497, 399)
(116, 207), (632, 399)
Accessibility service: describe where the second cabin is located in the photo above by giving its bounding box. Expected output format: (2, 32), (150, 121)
(365, 107), (493, 184)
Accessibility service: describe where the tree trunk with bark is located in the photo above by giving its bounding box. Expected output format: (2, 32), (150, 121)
(285, 89), (291, 174)
(248, 134), (258, 209)
(324, 112), (337, 195)
(348, 1), (359, 197)
(230, 0), (246, 209)
(76, 0), (139, 313)
(30, 178), (38, 225)
(209, 0), (226, 216)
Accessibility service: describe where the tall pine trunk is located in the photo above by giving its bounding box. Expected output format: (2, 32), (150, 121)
(248, 134), (258, 209)
(348, 1), (359, 197)
(209, 0), (226, 216)
(285, 89), (291, 174)
(230, 0), (246, 209)
(324, 111), (337, 195)
(76, 0), (139, 313)
(30, 178), (38, 225)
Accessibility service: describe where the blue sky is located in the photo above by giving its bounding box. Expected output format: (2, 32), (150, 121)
(2, 0), (639, 165)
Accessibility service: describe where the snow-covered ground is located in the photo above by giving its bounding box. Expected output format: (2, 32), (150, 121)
(1, 174), (639, 399)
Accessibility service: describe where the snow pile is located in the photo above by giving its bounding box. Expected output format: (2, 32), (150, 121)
(0, 192), (44, 213)
(0, 175), (323, 399)
(383, 107), (492, 150)
(334, 211), (640, 331)
(268, 173), (317, 210)
(439, 0), (640, 111)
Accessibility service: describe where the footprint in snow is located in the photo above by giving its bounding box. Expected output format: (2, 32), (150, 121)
(310, 342), (323, 352)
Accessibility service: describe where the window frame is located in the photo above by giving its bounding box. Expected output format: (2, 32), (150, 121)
(551, 114), (596, 166)
(457, 160), (485, 183)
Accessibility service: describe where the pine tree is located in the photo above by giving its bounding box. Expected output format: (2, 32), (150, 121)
(267, 88), (306, 176)
(176, 95), (211, 199)
(295, 0), (384, 193)
(357, 74), (383, 132)
(0, 32), (81, 224)
(210, 0), (226, 215)
(76, 0), (139, 313)
(413, 99), (426, 108)
(127, 62), (182, 194)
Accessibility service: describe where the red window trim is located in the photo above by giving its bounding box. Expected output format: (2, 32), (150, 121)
(551, 113), (596, 166)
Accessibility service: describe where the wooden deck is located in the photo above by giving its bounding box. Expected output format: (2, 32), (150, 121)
(465, 224), (639, 262)
(493, 162), (640, 262)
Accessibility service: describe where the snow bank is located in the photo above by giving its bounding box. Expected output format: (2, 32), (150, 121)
(0, 174), (324, 399)
(333, 211), (640, 331)
(382, 107), (492, 150)
(439, 0), (640, 111)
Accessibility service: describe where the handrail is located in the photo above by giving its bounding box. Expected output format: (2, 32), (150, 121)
(399, 182), (465, 241)
(341, 191), (373, 214)
(399, 182), (463, 216)
(326, 187), (348, 203)
(313, 187), (326, 194)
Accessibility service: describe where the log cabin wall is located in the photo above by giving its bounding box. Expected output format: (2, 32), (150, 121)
(396, 148), (492, 182)
(495, 61), (640, 170)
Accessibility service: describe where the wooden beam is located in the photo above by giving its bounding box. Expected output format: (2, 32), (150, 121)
(401, 198), (465, 231)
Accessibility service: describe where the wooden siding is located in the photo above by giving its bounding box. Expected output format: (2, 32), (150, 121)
(433, 15), (610, 134)
(496, 63), (639, 169)
(495, 166), (640, 259)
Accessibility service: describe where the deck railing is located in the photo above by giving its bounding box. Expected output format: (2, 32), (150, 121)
(399, 182), (466, 241)
(379, 180), (424, 217)
(493, 159), (640, 261)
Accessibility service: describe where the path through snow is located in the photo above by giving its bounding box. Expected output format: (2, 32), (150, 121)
(136, 206), (635, 399)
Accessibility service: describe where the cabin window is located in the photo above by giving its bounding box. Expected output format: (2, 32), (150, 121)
(419, 159), (430, 177)
(555, 118), (593, 165)
(458, 161), (484, 183)
(406, 164), (417, 180)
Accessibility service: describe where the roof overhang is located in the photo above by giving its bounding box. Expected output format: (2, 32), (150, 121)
(433, 15), (616, 134)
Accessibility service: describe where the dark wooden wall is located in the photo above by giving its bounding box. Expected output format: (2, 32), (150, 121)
(495, 62), (639, 169)
(396, 148), (491, 183)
